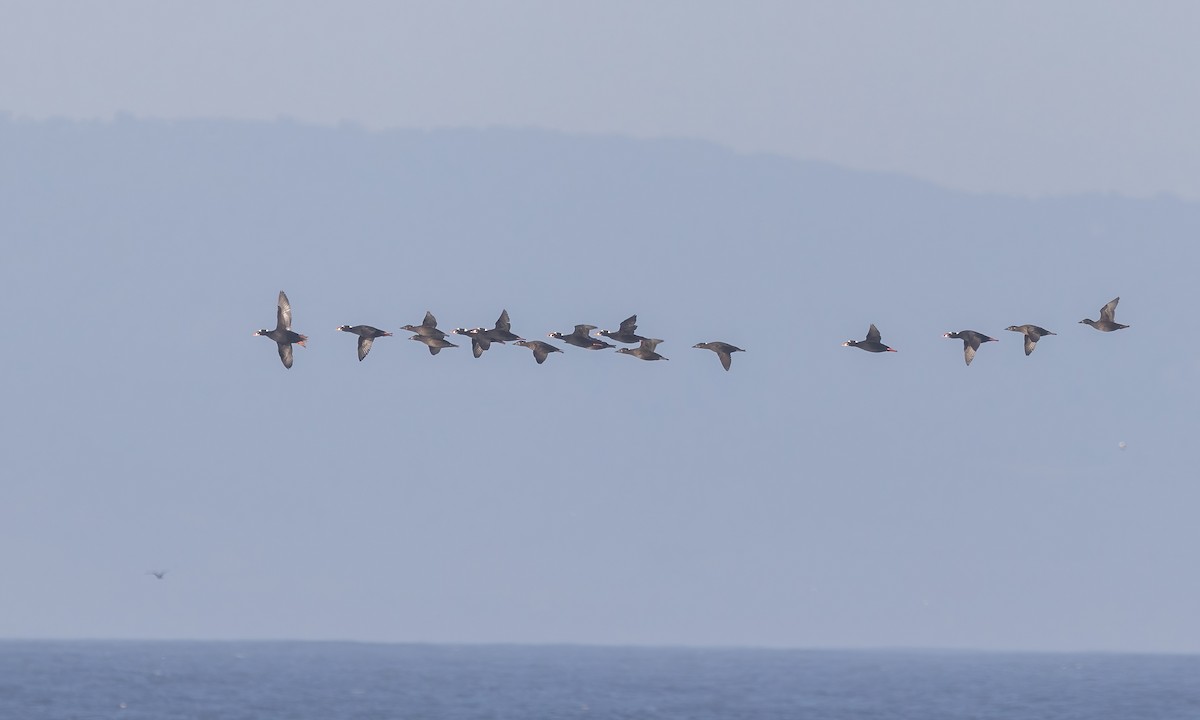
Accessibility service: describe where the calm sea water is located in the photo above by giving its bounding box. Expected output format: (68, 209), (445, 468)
(0, 641), (1196, 720)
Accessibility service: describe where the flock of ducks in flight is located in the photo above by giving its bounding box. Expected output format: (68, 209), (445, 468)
(253, 291), (1130, 371)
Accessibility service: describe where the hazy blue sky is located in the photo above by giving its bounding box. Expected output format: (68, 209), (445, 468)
(3, 2), (1200, 198)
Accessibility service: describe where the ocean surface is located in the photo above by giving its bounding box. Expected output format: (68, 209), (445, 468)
(0, 641), (1196, 720)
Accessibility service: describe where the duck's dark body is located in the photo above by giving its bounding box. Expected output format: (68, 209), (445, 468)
(693, 341), (744, 370)
(943, 330), (997, 366)
(336, 324), (392, 361)
(254, 290), (308, 369)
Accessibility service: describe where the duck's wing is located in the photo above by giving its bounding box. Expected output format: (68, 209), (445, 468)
(532, 344), (550, 364)
(472, 337), (488, 358)
(276, 291), (292, 331)
(962, 341), (976, 366)
(358, 336), (374, 361)
(961, 334), (984, 365)
(866, 324), (881, 343)
(618, 315), (638, 333)
(641, 338), (664, 352)
(278, 341), (294, 368)
(495, 309), (511, 332)
(422, 311), (438, 328)
(1023, 333), (1037, 356)
(1100, 297), (1120, 322)
(717, 349), (732, 371)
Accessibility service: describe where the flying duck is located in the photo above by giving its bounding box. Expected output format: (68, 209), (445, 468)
(943, 330), (997, 366)
(596, 315), (647, 344)
(487, 309), (523, 343)
(452, 327), (497, 358)
(253, 290), (308, 369)
(842, 324), (897, 353)
(409, 334), (458, 355)
(401, 311), (447, 339)
(515, 340), (564, 364)
(549, 325), (615, 350)
(1079, 297), (1128, 332)
(336, 325), (393, 361)
(1004, 324), (1056, 355)
(693, 341), (744, 370)
(617, 338), (668, 361)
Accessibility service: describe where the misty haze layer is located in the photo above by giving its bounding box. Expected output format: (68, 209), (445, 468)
(0, 117), (1196, 652)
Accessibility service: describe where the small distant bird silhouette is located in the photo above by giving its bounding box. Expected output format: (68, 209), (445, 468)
(943, 330), (997, 366)
(253, 291), (308, 369)
(693, 341), (745, 370)
(147, 570), (168, 580)
(841, 324), (897, 353)
(336, 325), (392, 361)
(1005, 324), (1055, 356)
(1079, 297), (1128, 332)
